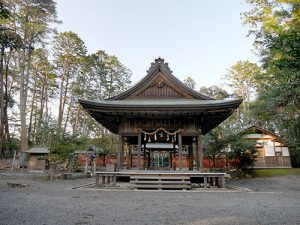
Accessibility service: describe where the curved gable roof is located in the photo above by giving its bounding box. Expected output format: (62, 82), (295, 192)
(108, 58), (212, 100)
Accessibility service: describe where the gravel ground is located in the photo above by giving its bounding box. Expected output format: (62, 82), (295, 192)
(0, 172), (299, 225)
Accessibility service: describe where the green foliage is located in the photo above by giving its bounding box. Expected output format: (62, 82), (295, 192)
(48, 134), (118, 162)
(204, 127), (257, 171)
(223, 60), (262, 125)
(199, 85), (230, 100)
(242, 0), (300, 165)
(225, 134), (257, 172)
(183, 76), (196, 89)
(0, 2), (10, 19)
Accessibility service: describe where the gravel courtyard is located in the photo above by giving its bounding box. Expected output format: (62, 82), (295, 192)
(0, 173), (299, 225)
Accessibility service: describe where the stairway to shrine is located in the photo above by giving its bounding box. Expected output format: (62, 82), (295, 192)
(129, 174), (191, 190)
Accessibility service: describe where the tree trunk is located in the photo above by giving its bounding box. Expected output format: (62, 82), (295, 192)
(58, 71), (69, 129)
(19, 48), (31, 151)
(28, 78), (37, 145)
(0, 46), (5, 157)
(57, 75), (65, 127)
(4, 50), (13, 155)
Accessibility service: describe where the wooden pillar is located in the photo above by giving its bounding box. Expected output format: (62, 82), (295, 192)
(137, 132), (141, 170)
(188, 145), (193, 171)
(127, 145), (132, 168)
(173, 142), (176, 170)
(117, 134), (123, 171)
(169, 151), (172, 168)
(195, 139), (200, 171)
(148, 151), (151, 168)
(197, 130), (203, 171)
(178, 134), (182, 170)
(143, 142), (146, 169)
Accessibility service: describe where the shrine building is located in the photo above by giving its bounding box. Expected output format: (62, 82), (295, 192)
(79, 58), (242, 171)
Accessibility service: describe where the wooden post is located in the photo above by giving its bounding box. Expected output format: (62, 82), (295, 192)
(117, 134), (123, 171)
(93, 160), (96, 173)
(173, 142), (176, 170)
(178, 134), (182, 170)
(204, 175), (207, 188)
(188, 145), (193, 171)
(221, 176), (225, 188)
(137, 133), (141, 170)
(169, 151), (172, 168)
(84, 156), (88, 174)
(143, 142), (146, 169)
(95, 173), (99, 184)
(113, 175), (117, 186)
(197, 129), (203, 171)
(128, 145), (132, 168)
(195, 139), (200, 171)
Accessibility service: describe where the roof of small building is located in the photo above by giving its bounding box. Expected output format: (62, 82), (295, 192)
(243, 125), (289, 146)
(73, 146), (106, 154)
(25, 147), (49, 154)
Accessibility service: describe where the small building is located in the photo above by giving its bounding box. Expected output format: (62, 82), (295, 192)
(73, 146), (106, 167)
(24, 147), (49, 172)
(243, 126), (291, 168)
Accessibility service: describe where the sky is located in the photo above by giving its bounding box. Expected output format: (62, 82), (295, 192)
(55, 0), (257, 90)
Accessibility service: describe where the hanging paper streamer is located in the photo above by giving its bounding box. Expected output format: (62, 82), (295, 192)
(138, 127), (183, 143)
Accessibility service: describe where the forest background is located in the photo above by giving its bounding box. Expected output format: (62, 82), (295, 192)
(0, 0), (299, 167)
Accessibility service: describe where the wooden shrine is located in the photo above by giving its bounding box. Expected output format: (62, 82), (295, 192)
(79, 58), (242, 172)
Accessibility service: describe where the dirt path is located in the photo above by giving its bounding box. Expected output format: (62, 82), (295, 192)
(0, 173), (299, 225)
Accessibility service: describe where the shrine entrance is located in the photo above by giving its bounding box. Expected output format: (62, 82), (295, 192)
(150, 150), (171, 170)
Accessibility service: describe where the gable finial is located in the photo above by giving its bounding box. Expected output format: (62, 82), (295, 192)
(147, 57), (173, 74)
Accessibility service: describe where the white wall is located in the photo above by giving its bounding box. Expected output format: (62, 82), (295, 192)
(244, 134), (263, 139)
(282, 147), (290, 156)
(264, 141), (275, 156)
